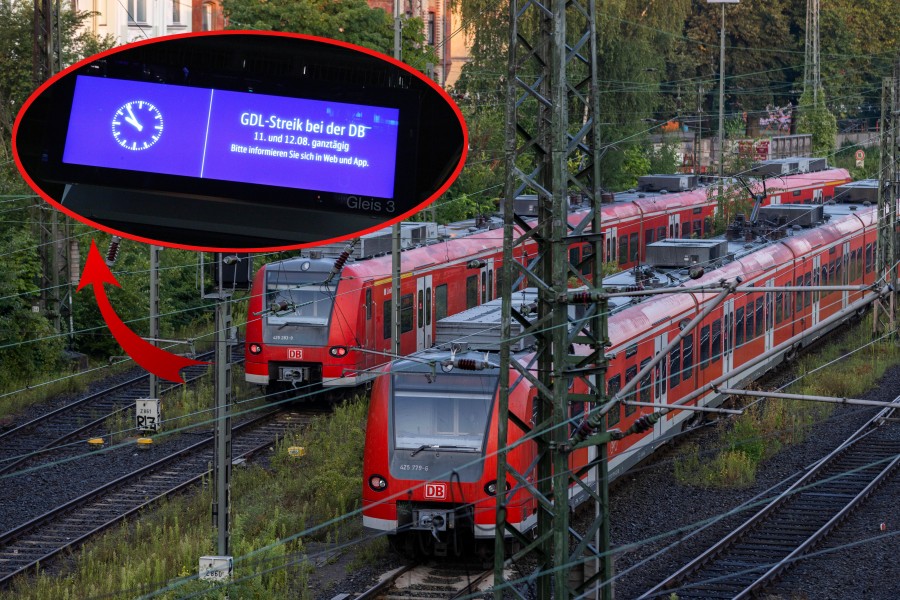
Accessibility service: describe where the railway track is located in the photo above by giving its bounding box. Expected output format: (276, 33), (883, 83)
(0, 350), (239, 476)
(640, 396), (900, 600)
(348, 561), (494, 600)
(0, 408), (318, 586)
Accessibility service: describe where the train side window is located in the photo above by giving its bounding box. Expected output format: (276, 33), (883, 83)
(704, 217), (711, 236)
(619, 237), (628, 265)
(630, 233), (639, 262)
(745, 303), (754, 340)
(365, 288), (372, 320)
(693, 220), (702, 238)
(625, 365), (638, 415)
(383, 299), (392, 339)
(645, 229), (655, 246)
(865, 243), (874, 273)
(683, 334), (693, 378)
(425, 288), (432, 326)
(735, 306), (745, 347)
(582, 245), (593, 275)
(417, 289), (424, 326)
(776, 292), (783, 324)
(607, 403), (621, 428)
(711, 319), (722, 360)
(669, 345), (681, 387)
(640, 358), (652, 403)
(569, 400), (585, 435)
(607, 374), (621, 397)
(681, 222), (690, 239)
(783, 287), (791, 319)
(401, 294), (414, 333)
(657, 226), (667, 241)
(466, 275), (478, 309)
(804, 272), (812, 307)
(856, 248), (862, 279)
(700, 324), (710, 367)
(569, 247), (580, 270)
(435, 284), (448, 320)
(796, 277), (803, 312)
(755, 297), (764, 336)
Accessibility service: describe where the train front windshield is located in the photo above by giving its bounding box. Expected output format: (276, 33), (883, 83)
(265, 273), (335, 326)
(392, 372), (497, 452)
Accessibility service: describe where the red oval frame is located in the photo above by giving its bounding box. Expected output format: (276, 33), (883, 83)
(13, 30), (468, 253)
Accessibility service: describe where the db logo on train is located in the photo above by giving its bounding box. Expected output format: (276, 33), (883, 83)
(288, 349), (303, 359)
(424, 483), (447, 499)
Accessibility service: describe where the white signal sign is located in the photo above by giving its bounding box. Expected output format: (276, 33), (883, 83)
(136, 398), (161, 433)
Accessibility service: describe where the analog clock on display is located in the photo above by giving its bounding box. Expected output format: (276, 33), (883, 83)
(111, 101), (163, 151)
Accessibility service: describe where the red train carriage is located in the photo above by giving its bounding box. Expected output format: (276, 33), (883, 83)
(246, 163), (851, 391)
(361, 202), (878, 555)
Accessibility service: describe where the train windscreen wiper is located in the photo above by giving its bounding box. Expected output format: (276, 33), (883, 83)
(410, 444), (479, 457)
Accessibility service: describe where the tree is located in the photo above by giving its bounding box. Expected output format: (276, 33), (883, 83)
(795, 88), (837, 157)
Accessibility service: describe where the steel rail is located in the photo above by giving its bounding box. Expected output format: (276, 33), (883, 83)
(639, 396), (900, 599)
(0, 408), (304, 586)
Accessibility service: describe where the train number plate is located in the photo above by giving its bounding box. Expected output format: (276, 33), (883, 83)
(424, 483), (447, 500)
(287, 348), (303, 359)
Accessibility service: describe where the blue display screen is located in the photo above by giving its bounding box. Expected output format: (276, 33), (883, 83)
(62, 76), (401, 198)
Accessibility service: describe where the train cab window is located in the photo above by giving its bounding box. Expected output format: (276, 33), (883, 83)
(401, 294), (414, 333)
(755, 297), (764, 336)
(625, 365), (638, 415)
(700, 324), (710, 367)
(657, 226), (667, 241)
(681, 222), (690, 239)
(639, 358), (651, 403)
(630, 233), (639, 262)
(711, 319), (722, 360)
(365, 288), (372, 320)
(383, 299), (392, 339)
(669, 346), (681, 387)
(392, 372), (496, 452)
(619, 237), (628, 265)
(683, 335), (693, 378)
(645, 229), (655, 246)
(581, 245), (593, 275)
(735, 307), (745, 347)
(466, 275), (478, 309)
(435, 284), (448, 321)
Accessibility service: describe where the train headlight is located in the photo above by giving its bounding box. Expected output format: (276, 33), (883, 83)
(369, 475), (388, 492)
(329, 346), (349, 358)
(484, 480), (498, 496)
(249, 343), (262, 355)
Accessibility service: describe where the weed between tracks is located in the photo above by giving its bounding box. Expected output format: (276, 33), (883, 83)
(675, 314), (900, 488)
(1, 395), (374, 599)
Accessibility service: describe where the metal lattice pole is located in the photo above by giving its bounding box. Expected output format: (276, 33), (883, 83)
(874, 59), (900, 337)
(804, 0), (821, 103)
(494, 0), (609, 596)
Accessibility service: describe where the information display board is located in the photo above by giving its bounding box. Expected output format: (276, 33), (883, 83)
(63, 76), (400, 199)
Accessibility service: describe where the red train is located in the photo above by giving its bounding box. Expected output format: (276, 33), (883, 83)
(361, 200), (879, 556)
(245, 163), (850, 391)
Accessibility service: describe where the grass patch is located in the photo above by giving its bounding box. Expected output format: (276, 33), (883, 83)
(0, 395), (372, 600)
(675, 314), (900, 488)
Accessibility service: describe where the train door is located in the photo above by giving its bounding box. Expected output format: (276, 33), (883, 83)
(416, 275), (433, 351)
(842, 241), (851, 309)
(653, 333), (668, 438)
(668, 214), (680, 240)
(480, 259), (495, 303)
(770, 194), (781, 205)
(363, 285), (376, 370)
(607, 227), (618, 263)
(813, 188), (824, 203)
(812, 255), (821, 325)
(722, 299), (735, 387)
(765, 280), (774, 350)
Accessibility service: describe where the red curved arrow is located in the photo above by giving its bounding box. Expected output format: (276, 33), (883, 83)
(77, 240), (208, 383)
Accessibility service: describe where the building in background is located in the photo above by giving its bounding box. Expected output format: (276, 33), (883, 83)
(74, 0), (191, 43)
